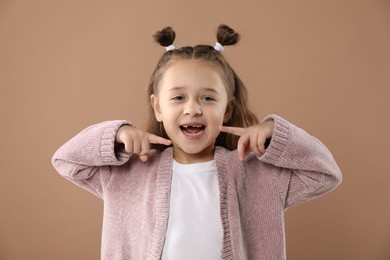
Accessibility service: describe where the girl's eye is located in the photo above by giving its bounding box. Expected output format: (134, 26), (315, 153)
(202, 96), (215, 101)
(172, 96), (184, 101)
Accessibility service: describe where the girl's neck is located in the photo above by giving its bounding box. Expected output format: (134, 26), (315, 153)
(172, 146), (215, 164)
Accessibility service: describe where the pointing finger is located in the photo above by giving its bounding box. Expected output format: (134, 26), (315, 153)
(148, 134), (172, 146)
(219, 126), (245, 137)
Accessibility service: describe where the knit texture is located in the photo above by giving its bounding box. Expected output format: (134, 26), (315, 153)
(52, 115), (342, 260)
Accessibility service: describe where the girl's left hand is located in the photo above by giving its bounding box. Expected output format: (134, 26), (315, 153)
(219, 120), (275, 161)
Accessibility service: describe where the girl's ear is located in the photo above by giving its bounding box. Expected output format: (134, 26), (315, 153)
(223, 99), (235, 123)
(150, 95), (163, 122)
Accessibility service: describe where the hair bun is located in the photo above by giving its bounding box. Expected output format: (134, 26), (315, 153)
(153, 26), (176, 47)
(216, 24), (240, 46)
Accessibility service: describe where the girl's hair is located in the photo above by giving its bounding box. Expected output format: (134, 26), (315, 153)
(146, 24), (259, 151)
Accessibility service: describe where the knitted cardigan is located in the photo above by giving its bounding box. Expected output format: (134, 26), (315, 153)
(52, 115), (342, 260)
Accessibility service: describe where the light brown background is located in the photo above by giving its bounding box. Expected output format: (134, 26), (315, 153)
(1, 0), (389, 259)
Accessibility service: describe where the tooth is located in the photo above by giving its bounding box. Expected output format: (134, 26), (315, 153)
(181, 124), (204, 128)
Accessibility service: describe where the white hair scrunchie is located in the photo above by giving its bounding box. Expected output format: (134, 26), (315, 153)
(213, 42), (224, 52)
(165, 44), (175, 51)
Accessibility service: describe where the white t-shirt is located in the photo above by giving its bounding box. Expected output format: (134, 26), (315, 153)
(161, 160), (221, 260)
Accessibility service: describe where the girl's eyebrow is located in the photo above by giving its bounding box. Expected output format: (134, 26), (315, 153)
(167, 86), (185, 92)
(203, 88), (220, 94)
(168, 86), (220, 94)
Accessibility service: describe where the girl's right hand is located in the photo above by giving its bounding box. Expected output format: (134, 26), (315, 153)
(115, 125), (172, 162)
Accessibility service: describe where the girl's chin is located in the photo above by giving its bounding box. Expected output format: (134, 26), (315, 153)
(172, 145), (215, 162)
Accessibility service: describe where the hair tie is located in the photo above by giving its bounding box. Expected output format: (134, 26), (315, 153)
(214, 42), (224, 52)
(165, 44), (175, 51)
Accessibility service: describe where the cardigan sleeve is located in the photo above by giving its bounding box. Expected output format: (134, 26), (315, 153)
(51, 120), (132, 199)
(259, 115), (342, 209)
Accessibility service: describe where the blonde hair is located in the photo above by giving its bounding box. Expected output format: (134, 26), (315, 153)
(146, 24), (259, 151)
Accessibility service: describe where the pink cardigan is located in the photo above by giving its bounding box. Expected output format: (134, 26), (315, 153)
(52, 115), (342, 260)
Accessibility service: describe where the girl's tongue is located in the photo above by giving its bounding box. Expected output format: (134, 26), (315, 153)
(185, 126), (201, 133)
(181, 125), (205, 135)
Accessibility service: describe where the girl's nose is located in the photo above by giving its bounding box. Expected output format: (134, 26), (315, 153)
(183, 101), (202, 116)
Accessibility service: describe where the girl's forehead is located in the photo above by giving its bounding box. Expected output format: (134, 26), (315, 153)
(159, 62), (227, 94)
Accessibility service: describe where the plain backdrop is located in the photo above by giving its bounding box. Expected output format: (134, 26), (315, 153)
(1, 0), (389, 259)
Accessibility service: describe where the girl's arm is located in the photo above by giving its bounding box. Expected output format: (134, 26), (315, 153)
(52, 121), (172, 198)
(261, 115), (342, 209)
(51, 120), (132, 198)
(221, 115), (342, 209)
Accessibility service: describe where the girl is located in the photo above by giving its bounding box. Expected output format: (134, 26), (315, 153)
(52, 25), (342, 260)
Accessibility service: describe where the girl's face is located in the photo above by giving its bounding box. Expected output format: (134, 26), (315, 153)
(151, 60), (231, 164)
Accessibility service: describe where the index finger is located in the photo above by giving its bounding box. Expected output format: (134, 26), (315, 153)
(148, 134), (172, 146)
(219, 126), (245, 136)
(219, 126), (245, 137)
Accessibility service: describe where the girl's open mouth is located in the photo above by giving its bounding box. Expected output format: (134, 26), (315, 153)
(180, 124), (206, 137)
